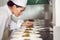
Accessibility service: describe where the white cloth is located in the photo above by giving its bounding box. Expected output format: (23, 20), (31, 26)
(11, 0), (27, 7)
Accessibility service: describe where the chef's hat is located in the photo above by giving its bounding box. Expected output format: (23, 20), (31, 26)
(11, 0), (27, 7)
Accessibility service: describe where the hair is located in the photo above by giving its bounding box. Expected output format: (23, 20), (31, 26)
(7, 1), (23, 8)
(7, 1), (15, 7)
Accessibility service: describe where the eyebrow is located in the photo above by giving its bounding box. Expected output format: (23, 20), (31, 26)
(16, 5), (23, 8)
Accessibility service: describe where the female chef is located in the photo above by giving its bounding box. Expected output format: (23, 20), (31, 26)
(0, 0), (33, 40)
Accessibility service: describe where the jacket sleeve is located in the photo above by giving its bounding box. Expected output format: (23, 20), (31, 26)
(10, 20), (24, 30)
(0, 14), (8, 40)
(10, 20), (17, 30)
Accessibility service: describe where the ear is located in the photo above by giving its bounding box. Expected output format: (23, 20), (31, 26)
(12, 5), (16, 8)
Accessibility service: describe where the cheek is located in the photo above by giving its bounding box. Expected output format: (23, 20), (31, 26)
(16, 9), (21, 14)
(18, 10), (23, 15)
(13, 9), (17, 14)
(14, 9), (19, 15)
(13, 10), (19, 16)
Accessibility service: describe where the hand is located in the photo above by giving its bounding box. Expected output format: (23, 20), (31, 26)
(21, 21), (34, 28)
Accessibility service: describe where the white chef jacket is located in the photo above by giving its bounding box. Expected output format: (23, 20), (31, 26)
(0, 5), (24, 40)
(0, 5), (12, 40)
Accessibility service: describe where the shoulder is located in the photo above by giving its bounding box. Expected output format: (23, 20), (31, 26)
(0, 7), (8, 18)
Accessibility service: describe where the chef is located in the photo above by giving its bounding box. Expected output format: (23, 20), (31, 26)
(0, 0), (33, 40)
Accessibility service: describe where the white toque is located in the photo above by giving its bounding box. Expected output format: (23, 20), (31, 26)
(11, 0), (27, 7)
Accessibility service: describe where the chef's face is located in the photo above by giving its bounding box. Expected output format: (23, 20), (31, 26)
(12, 5), (25, 17)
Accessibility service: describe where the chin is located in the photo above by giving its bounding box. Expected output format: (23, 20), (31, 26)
(16, 16), (19, 17)
(16, 15), (20, 17)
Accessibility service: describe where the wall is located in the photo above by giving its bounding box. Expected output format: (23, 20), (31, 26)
(0, 0), (8, 6)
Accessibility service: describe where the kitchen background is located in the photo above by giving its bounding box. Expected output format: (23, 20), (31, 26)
(0, 0), (53, 40)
